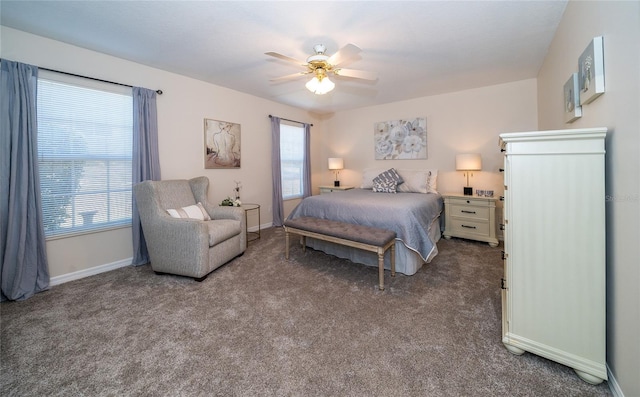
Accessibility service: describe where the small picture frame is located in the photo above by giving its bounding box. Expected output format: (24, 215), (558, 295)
(578, 36), (605, 105)
(563, 73), (582, 123)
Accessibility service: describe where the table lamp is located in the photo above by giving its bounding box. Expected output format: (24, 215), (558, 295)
(328, 158), (344, 187)
(456, 153), (482, 195)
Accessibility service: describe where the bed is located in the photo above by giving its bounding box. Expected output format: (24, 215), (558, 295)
(286, 168), (443, 275)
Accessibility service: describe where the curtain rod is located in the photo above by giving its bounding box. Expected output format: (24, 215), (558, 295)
(39, 66), (163, 95)
(269, 114), (313, 127)
(1, 59), (163, 95)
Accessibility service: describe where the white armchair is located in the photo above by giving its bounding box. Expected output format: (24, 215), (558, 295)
(133, 176), (246, 281)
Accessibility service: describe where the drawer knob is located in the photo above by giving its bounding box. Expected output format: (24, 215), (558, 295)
(499, 196), (505, 201)
(461, 210), (476, 214)
(499, 168), (504, 172)
(461, 225), (477, 229)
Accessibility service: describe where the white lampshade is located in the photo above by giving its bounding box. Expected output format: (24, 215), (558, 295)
(328, 157), (344, 170)
(455, 153), (482, 171)
(306, 76), (335, 95)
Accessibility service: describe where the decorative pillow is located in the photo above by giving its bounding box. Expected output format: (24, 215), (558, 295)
(372, 168), (404, 187)
(372, 179), (397, 193)
(362, 168), (438, 193)
(166, 202), (211, 221)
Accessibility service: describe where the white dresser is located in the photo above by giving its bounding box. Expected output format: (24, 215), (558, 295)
(500, 127), (607, 384)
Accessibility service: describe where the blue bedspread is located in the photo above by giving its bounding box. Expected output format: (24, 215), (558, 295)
(287, 188), (443, 261)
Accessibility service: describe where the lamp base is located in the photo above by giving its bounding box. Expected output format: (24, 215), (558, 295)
(463, 187), (473, 196)
(334, 181), (340, 187)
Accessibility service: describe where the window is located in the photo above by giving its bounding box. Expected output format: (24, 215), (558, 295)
(37, 72), (133, 238)
(280, 123), (305, 199)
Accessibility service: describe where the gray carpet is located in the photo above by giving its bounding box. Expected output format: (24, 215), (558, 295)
(1, 227), (611, 396)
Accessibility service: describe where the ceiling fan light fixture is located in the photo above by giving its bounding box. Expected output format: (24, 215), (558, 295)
(306, 70), (335, 95)
(306, 76), (335, 95)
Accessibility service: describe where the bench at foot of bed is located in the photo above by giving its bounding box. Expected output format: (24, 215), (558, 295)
(283, 216), (396, 290)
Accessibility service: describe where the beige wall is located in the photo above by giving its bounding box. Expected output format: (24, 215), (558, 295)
(1, 26), (539, 280)
(4, 6), (636, 393)
(537, 1), (640, 395)
(323, 79), (539, 198)
(1, 26), (324, 278)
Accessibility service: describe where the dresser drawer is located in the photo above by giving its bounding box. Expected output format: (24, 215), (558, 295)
(449, 204), (490, 220)
(448, 218), (490, 236)
(447, 196), (492, 207)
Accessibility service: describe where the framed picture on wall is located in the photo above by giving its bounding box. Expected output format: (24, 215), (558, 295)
(563, 73), (582, 123)
(578, 36), (605, 105)
(204, 119), (241, 169)
(374, 117), (427, 160)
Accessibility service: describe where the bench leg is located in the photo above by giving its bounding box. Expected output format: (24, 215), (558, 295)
(391, 243), (396, 277)
(285, 229), (290, 260)
(378, 249), (385, 291)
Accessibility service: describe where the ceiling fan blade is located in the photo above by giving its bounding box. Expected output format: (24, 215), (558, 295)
(333, 68), (377, 81)
(327, 43), (362, 66)
(265, 52), (307, 67)
(269, 72), (311, 82)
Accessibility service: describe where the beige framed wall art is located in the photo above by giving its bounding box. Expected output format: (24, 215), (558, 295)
(204, 118), (241, 169)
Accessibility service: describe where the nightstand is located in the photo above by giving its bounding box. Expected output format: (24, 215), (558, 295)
(319, 186), (354, 194)
(442, 193), (498, 247)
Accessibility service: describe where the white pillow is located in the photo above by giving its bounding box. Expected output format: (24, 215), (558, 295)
(361, 168), (385, 189)
(397, 169), (439, 194)
(166, 202), (211, 221)
(361, 168), (438, 193)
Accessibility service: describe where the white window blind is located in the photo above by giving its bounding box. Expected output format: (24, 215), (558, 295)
(37, 73), (133, 238)
(280, 123), (305, 199)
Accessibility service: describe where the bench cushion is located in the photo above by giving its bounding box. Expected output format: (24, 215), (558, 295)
(284, 217), (396, 247)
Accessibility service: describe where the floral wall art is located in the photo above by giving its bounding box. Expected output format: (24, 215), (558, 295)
(374, 117), (427, 160)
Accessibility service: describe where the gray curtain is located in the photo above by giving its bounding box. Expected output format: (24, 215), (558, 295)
(302, 123), (312, 198)
(0, 60), (50, 301)
(270, 116), (285, 227)
(271, 118), (312, 227)
(131, 87), (161, 266)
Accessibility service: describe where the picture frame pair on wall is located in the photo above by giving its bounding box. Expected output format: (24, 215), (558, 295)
(564, 36), (605, 124)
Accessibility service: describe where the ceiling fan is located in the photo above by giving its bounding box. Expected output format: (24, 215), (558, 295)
(266, 43), (377, 95)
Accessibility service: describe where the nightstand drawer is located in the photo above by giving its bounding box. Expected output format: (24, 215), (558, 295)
(449, 204), (490, 220)
(448, 218), (490, 236)
(447, 197), (492, 207)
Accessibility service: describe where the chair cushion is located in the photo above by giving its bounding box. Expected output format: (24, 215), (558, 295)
(207, 219), (241, 246)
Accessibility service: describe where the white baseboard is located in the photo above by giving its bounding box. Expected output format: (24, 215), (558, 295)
(248, 222), (273, 233)
(607, 363), (624, 397)
(50, 257), (132, 286)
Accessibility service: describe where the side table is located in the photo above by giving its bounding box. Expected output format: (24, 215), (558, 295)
(319, 185), (354, 194)
(442, 193), (498, 247)
(241, 203), (260, 243)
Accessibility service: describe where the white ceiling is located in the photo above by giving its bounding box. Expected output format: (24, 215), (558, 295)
(0, 1), (567, 115)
